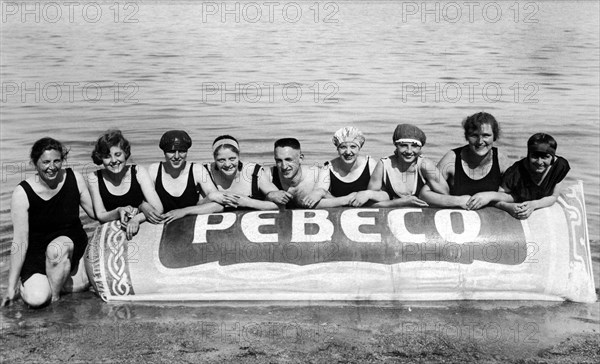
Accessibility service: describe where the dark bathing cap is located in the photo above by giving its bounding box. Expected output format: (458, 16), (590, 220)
(159, 130), (192, 152)
(528, 143), (556, 157)
(393, 124), (426, 147)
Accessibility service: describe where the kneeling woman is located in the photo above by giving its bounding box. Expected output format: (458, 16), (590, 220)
(87, 130), (163, 240)
(350, 124), (449, 207)
(206, 135), (279, 210)
(143, 130), (223, 224)
(3, 138), (95, 308)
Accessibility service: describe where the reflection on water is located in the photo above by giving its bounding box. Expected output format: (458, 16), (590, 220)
(0, 1), (598, 315)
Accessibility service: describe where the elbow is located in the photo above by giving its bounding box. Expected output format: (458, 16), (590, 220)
(96, 214), (113, 224)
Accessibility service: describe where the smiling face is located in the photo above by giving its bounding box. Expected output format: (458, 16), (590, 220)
(466, 123), (494, 157)
(394, 142), (421, 164)
(101, 146), (128, 174)
(274, 146), (302, 179)
(164, 149), (188, 169)
(35, 149), (63, 182)
(214, 147), (239, 177)
(527, 152), (553, 175)
(337, 142), (360, 165)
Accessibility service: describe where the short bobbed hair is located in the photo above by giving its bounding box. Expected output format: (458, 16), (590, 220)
(462, 112), (500, 141)
(91, 130), (131, 165)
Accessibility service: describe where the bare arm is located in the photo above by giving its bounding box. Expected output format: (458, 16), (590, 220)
(136, 165), (163, 214)
(140, 163), (165, 224)
(315, 192), (355, 208)
(512, 181), (564, 220)
(420, 151), (469, 208)
(74, 171), (95, 219)
(195, 163), (219, 198)
(252, 165), (280, 210)
(161, 202), (225, 224)
(3, 187), (29, 305)
(86, 171), (123, 223)
(365, 160), (392, 201)
(302, 165), (330, 208)
(421, 158), (449, 194)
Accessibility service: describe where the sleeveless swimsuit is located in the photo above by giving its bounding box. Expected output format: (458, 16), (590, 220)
(155, 162), (201, 213)
(18, 168), (88, 283)
(450, 146), (502, 196)
(325, 157), (371, 197)
(97, 165), (145, 210)
(381, 156), (426, 199)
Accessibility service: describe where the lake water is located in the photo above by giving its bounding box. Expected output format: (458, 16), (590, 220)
(1, 0), (599, 282)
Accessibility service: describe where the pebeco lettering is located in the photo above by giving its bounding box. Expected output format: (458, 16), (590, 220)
(160, 207), (526, 267)
(388, 208), (427, 243)
(434, 210), (480, 244)
(340, 208), (380, 242)
(241, 211), (278, 243)
(291, 210), (334, 242)
(192, 213), (236, 244)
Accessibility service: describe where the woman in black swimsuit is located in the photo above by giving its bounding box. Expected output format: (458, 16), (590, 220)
(2, 138), (95, 308)
(311, 127), (375, 208)
(205, 135), (279, 210)
(420, 112), (512, 209)
(87, 130), (163, 240)
(142, 130), (223, 224)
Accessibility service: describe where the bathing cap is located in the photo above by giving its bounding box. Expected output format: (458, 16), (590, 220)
(159, 130), (192, 152)
(393, 124), (426, 147)
(332, 127), (365, 148)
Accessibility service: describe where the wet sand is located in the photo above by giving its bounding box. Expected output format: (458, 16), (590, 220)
(1, 297), (599, 363)
(1, 242), (599, 363)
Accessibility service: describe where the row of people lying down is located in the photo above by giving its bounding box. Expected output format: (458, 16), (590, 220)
(3, 111), (570, 308)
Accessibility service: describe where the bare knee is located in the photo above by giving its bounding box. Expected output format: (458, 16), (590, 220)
(21, 275), (52, 308)
(46, 238), (74, 267)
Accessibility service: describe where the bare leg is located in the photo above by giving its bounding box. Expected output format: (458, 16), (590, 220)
(45, 237), (74, 302)
(62, 255), (90, 293)
(20, 274), (52, 308)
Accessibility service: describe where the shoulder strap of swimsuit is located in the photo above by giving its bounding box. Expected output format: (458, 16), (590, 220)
(491, 147), (500, 174)
(155, 162), (163, 189)
(203, 163), (217, 186)
(271, 166), (282, 189)
(251, 163), (262, 198)
(380, 157), (397, 199)
(18, 179), (36, 202)
(65, 168), (80, 195)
